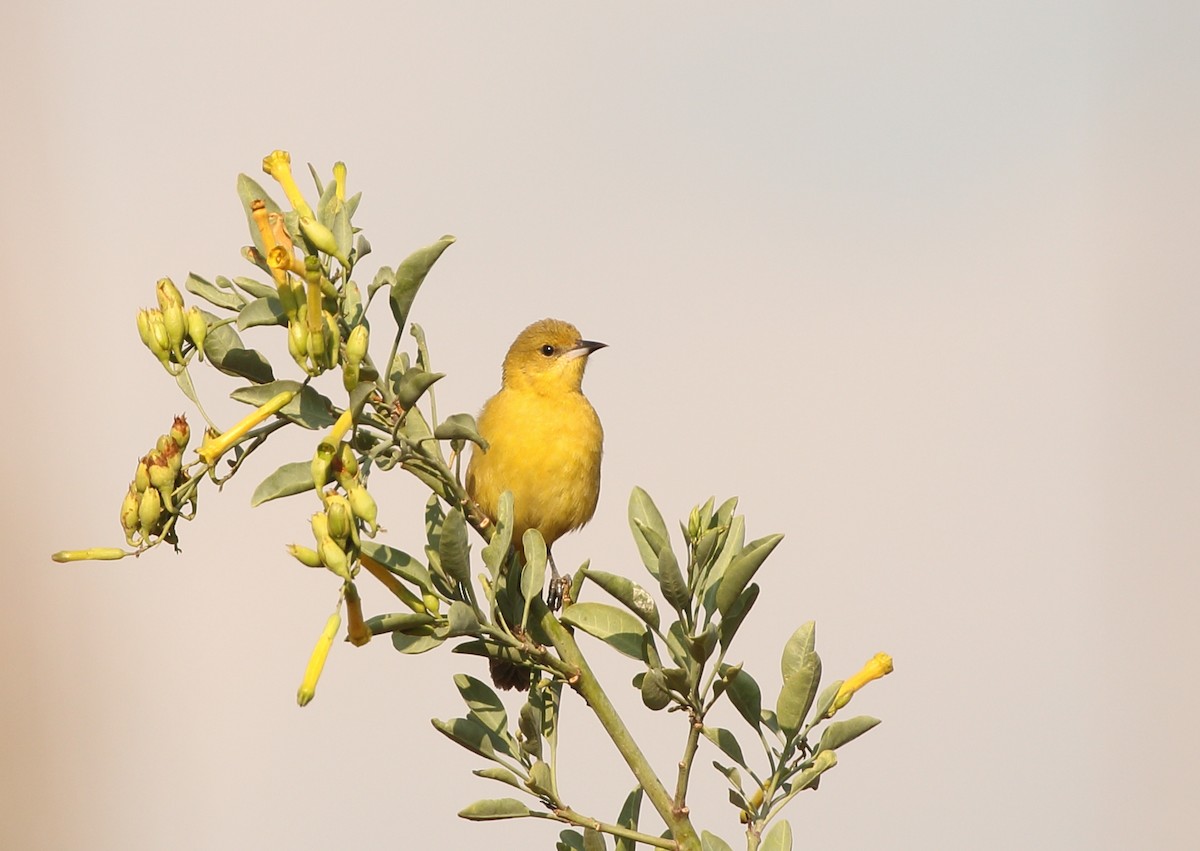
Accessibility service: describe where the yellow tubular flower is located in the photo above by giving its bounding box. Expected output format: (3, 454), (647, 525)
(262, 150), (315, 220)
(358, 553), (426, 613)
(345, 582), (371, 647)
(297, 609), (341, 707)
(197, 390), (296, 466)
(333, 162), (346, 203)
(52, 548), (128, 562)
(250, 201), (278, 253)
(828, 652), (894, 717)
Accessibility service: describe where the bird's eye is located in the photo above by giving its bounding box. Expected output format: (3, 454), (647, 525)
(540, 344), (555, 357)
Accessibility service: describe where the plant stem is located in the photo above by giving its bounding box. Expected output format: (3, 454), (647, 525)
(553, 806), (677, 850)
(536, 602), (701, 851)
(673, 711), (703, 813)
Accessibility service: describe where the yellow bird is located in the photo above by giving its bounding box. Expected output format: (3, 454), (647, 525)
(466, 318), (606, 615)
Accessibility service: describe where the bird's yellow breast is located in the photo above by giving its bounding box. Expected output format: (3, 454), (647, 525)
(467, 384), (603, 548)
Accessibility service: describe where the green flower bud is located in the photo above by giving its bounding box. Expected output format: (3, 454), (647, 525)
(298, 215), (346, 264)
(287, 319), (309, 371)
(323, 311), (340, 370)
(162, 303), (186, 358)
(138, 486), (163, 536)
(333, 442), (359, 486)
(346, 324), (368, 366)
(286, 543), (324, 568)
(136, 309), (153, 349)
(146, 310), (171, 363)
(347, 484), (378, 535)
(155, 277), (184, 311)
(146, 450), (175, 492)
(325, 495), (354, 543)
(185, 306), (207, 360)
(341, 361), (360, 392)
(317, 535), (351, 580)
(310, 511), (330, 543)
(134, 458), (150, 493)
(120, 484), (141, 543)
(170, 415), (190, 452)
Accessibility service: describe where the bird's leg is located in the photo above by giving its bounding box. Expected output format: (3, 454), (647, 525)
(545, 548), (570, 611)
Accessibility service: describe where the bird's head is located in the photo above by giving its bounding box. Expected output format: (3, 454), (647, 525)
(501, 318), (606, 393)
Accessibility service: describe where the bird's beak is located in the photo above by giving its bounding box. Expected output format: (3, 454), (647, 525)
(565, 339), (607, 360)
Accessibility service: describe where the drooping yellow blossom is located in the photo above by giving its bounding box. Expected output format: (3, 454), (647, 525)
(358, 553), (426, 614)
(297, 608), (342, 707)
(345, 582), (371, 647)
(262, 149), (315, 220)
(52, 548), (128, 563)
(828, 652), (893, 717)
(197, 390), (296, 466)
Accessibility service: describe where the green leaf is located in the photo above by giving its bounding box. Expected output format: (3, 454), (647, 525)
(760, 820), (793, 851)
(389, 235), (456, 329)
(557, 830), (586, 851)
(456, 798), (532, 821)
(701, 514), (744, 615)
(817, 716), (880, 754)
(720, 665), (764, 732)
(780, 621), (816, 679)
(776, 623), (822, 737)
(628, 487), (670, 580)
(520, 529), (548, 628)
(236, 173), (281, 256)
(472, 767), (525, 791)
(201, 309), (273, 384)
(236, 295), (287, 330)
(702, 726), (748, 768)
(716, 533), (784, 616)
(341, 280), (364, 328)
(368, 265), (395, 301)
(250, 461), (315, 506)
(809, 680), (845, 727)
(710, 761), (743, 790)
(613, 787), (644, 851)
(391, 629), (443, 654)
(446, 601), (480, 636)
(439, 508), (471, 587)
(186, 273), (244, 311)
(718, 583), (759, 651)
(526, 760), (554, 797)
(583, 568), (660, 630)
(655, 541), (689, 613)
(394, 367), (445, 409)
(230, 380), (337, 430)
(559, 602), (648, 661)
(701, 831), (735, 851)
(434, 412), (489, 449)
(175, 367), (200, 407)
(433, 716), (507, 763)
(639, 668), (671, 710)
(688, 623), (718, 665)
(583, 827), (606, 851)
(232, 276), (278, 300)
(360, 540), (436, 597)
(481, 491), (514, 576)
(454, 674), (510, 737)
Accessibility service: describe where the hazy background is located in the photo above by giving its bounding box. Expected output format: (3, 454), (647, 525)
(4, 2), (1197, 848)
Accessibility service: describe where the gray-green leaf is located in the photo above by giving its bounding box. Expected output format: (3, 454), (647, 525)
(456, 798), (532, 821)
(559, 602), (648, 661)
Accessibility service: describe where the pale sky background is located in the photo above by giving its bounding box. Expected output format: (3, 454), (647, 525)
(4, 3), (1198, 849)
